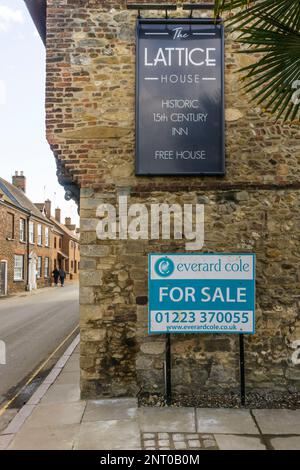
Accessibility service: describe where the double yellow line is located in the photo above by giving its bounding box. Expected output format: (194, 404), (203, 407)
(0, 325), (79, 418)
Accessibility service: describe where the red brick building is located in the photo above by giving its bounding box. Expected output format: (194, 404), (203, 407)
(35, 201), (80, 280)
(0, 173), (53, 295)
(50, 211), (80, 281)
(0, 173), (80, 296)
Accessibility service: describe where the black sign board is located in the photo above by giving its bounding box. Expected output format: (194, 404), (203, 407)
(136, 19), (225, 175)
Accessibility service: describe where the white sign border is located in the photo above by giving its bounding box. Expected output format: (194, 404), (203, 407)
(148, 252), (256, 335)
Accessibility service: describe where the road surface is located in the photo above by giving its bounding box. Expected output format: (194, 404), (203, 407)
(0, 284), (79, 405)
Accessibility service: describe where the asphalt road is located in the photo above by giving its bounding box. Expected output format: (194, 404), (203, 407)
(0, 283), (79, 405)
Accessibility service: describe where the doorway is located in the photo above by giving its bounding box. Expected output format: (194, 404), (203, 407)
(28, 253), (37, 290)
(0, 261), (7, 296)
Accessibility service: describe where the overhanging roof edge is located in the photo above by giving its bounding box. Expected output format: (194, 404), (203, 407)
(24, 0), (46, 45)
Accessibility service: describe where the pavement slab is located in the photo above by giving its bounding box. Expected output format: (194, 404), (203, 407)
(0, 409), (18, 434)
(75, 419), (141, 450)
(55, 371), (80, 385)
(196, 408), (259, 434)
(3, 404), (35, 434)
(41, 383), (81, 404)
(8, 424), (80, 450)
(19, 402), (86, 429)
(139, 407), (196, 432)
(27, 383), (52, 405)
(66, 354), (80, 364)
(83, 398), (138, 422)
(270, 436), (300, 450)
(0, 434), (14, 450)
(214, 434), (266, 450)
(43, 368), (62, 385)
(63, 361), (80, 373)
(253, 409), (300, 435)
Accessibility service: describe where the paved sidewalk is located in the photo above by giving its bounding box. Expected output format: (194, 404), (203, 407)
(1, 336), (300, 450)
(0, 281), (79, 301)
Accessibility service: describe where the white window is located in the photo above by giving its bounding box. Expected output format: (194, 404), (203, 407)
(14, 255), (24, 281)
(37, 224), (42, 245)
(29, 221), (34, 244)
(7, 213), (14, 239)
(19, 219), (26, 242)
(45, 227), (49, 247)
(44, 257), (49, 277)
(37, 257), (42, 278)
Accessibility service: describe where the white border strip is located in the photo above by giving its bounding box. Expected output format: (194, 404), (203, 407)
(145, 32), (168, 36)
(193, 33), (216, 36)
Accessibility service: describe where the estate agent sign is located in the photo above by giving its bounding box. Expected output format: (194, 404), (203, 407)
(148, 253), (255, 334)
(136, 19), (225, 175)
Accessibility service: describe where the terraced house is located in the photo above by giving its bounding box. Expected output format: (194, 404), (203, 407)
(42, 204), (80, 281)
(0, 172), (53, 295)
(0, 172), (80, 296)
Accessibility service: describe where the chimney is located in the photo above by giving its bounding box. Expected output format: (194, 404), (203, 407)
(44, 199), (51, 218)
(55, 207), (61, 223)
(12, 171), (26, 193)
(65, 217), (76, 231)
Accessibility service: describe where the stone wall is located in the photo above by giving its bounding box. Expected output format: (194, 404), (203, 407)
(46, 0), (300, 399)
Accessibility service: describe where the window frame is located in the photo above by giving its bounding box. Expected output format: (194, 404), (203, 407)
(19, 218), (26, 242)
(29, 221), (34, 244)
(44, 257), (49, 278)
(7, 212), (15, 239)
(14, 255), (24, 281)
(45, 227), (49, 247)
(37, 256), (42, 278)
(37, 224), (42, 246)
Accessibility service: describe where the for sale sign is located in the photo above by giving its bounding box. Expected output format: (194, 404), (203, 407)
(148, 253), (255, 334)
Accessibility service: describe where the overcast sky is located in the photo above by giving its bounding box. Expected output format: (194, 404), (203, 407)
(0, 0), (79, 225)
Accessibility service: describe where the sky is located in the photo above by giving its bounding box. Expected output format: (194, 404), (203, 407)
(0, 0), (79, 226)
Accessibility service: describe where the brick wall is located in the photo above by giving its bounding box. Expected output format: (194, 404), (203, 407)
(46, 0), (300, 399)
(34, 223), (53, 289)
(0, 204), (28, 293)
(0, 203), (53, 294)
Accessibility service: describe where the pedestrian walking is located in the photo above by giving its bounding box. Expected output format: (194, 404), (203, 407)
(52, 268), (60, 286)
(59, 268), (66, 287)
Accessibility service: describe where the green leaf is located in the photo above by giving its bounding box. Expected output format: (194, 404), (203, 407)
(214, 0), (300, 122)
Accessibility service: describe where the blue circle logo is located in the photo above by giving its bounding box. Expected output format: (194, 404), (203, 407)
(154, 257), (175, 277)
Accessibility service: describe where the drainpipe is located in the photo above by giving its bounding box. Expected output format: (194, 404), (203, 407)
(26, 213), (31, 291)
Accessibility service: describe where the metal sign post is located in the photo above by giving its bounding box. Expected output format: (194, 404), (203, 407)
(165, 334), (172, 405)
(239, 333), (246, 406)
(148, 253), (255, 406)
(164, 333), (247, 407)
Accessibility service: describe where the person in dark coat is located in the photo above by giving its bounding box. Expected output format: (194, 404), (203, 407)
(59, 268), (66, 287)
(52, 268), (60, 286)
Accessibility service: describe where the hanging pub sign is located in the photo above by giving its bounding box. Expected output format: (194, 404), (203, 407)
(136, 19), (225, 175)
